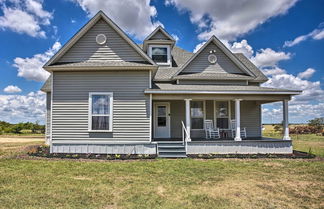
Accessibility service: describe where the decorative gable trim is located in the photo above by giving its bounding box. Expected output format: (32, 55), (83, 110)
(44, 11), (156, 68)
(145, 26), (175, 41)
(172, 36), (256, 79)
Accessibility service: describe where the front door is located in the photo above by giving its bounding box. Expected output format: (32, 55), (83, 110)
(154, 102), (171, 138)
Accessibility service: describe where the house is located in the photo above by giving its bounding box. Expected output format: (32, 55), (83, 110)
(41, 11), (301, 157)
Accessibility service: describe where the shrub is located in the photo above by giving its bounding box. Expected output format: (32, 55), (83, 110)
(289, 125), (320, 134)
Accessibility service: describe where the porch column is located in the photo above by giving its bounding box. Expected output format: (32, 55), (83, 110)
(283, 99), (291, 140)
(184, 99), (191, 141)
(234, 99), (242, 141)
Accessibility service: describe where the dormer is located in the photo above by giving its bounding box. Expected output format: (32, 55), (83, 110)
(143, 26), (175, 66)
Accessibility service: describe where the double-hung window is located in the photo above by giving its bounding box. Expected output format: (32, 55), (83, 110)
(190, 101), (204, 129)
(89, 92), (113, 132)
(149, 45), (170, 65)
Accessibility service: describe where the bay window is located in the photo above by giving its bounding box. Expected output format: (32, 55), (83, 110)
(89, 92), (113, 131)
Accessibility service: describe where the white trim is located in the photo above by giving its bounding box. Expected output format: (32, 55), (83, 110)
(148, 45), (171, 66)
(283, 99), (291, 140)
(234, 99), (242, 141)
(149, 94), (152, 141)
(153, 102), (171, 138)
(144, 90), (301, 95)
(88, 92), (113, 132)
(50, 72), (53, 152)
(184, 99), (192, 140)
(44, 11), (156, 67)
(149, 70), (152, 88)
(213, 100), (216, 128)
(144, 26), (175, 41)
(172, 36), (255, 78)
(228, 100), (232, 129)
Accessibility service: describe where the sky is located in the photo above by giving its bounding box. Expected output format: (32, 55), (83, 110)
(0, 0), (323, 124)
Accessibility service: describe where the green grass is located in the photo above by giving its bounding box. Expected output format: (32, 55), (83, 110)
(0, 136), (323, 209)
(263, 132), (324, 157)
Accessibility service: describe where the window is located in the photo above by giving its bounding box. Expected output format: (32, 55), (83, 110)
(216, 101), (229, 129)
(191, 101), (204, 129)
(149, 45), (170, 65)
(89, 92), (113, 131)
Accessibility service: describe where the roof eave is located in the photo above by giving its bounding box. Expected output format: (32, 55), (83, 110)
(144, 90), (302, 95)
(44, 65), (158, 71)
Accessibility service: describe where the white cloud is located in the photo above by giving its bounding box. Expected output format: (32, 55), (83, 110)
(0, 91), (46, 124)
(284, 27), (324, 47)
(193, 41), (206, 53)
(171, 33), (179, 42)
(13, 41), (61, 82)
(0, 0), (53, 38)
(251, 48), (291, 68)
(262, 102), (324, 123)
(165, 0), (297, 41)
(229, 39), (254, 58)
(72, 0), (161, 40)
(262, 67), (286, 76)
(297, 68), (316, 79)
(3, 85), (22, 93)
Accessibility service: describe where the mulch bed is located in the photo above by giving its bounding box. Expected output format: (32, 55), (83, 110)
(25, 145), (316, 160)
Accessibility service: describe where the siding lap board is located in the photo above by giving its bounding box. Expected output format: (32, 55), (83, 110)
(52, 71), (150, 142)
(58, 19), (146, 63)
(149, 31), (170, 40)
(182, 43), (246, 75)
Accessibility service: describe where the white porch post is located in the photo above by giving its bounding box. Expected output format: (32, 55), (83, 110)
(283, 99), (291, 140)
(234, 99), (242, 141)
(185, 99), (191, 141)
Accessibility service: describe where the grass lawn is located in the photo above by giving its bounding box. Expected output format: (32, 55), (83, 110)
(0, 136), (323, 209)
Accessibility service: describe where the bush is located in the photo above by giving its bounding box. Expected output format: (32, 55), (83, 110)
(289, 125), (320, 134)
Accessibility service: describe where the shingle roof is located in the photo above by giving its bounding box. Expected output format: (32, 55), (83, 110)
(146, 83), (301, 94)
(49, 61), (153, 68)
(173, 72), (254, 80)
(234, 53), (268, 82)
(40, 75), (51, 92)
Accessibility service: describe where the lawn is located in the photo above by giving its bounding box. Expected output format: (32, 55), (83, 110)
(0, 136), (323, 209)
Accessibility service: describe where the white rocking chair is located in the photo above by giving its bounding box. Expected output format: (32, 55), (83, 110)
(204, 120), (220, 139)
(230, 119), (247, 138)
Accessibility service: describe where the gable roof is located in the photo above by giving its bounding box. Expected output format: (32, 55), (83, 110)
(172, 36), (256, 79)
(145, 26), (175, 41)
(44, 11), (156, 69)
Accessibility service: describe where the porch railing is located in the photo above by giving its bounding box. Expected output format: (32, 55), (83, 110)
(181, 120), (190, 153)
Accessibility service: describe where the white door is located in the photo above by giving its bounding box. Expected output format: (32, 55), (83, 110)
(154, 103), (171, 138)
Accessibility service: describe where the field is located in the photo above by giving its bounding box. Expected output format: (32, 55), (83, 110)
(0, 134), (323, 209)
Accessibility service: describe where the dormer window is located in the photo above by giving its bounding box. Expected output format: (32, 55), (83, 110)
(148, 45), (171, 65)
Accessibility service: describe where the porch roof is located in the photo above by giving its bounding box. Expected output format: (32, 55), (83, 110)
(145, 83), (301, 95)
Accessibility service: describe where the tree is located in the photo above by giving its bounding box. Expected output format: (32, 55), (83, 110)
(308, 117), (324, 133)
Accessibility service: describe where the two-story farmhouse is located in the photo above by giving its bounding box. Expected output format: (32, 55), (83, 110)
(41, 11), (301, 157)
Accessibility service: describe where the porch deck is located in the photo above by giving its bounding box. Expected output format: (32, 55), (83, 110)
(152, 137), (283, 142)
(154, 137), (292, 154)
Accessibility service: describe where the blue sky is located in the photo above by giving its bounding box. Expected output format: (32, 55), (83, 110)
(0, 0), (323, 124)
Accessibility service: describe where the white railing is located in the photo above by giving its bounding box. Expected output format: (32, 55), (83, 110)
(181, 121), (190, 153)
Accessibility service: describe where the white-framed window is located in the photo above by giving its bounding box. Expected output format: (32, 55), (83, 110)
(190, 101), (205, 130)
(148, 45), (171, 65)
(88, 92), (113, 132)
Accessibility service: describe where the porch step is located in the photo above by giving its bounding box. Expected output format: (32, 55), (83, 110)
(157, 141), (187, 158)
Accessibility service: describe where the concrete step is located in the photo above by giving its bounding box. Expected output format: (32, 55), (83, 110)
(158, 154), (187, 158)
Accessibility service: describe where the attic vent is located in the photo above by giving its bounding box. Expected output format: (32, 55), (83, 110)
(208, 54), (217, 64)
(96, 34), (107, 45)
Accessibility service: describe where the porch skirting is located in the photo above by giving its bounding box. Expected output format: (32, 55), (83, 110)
(51, 142), (157, 155)
(187, 140), (292, 154)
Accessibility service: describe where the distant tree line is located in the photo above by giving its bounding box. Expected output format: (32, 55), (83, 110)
(0, 121), (45, 134)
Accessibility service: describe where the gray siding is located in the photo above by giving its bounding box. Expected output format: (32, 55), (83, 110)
(182, 42), (246, 74)
(52, 71), (150, 142)
(150, 31), (169, 40)
(240, 101), (262, 137)
(46, 92), (51, 144)
(58, 19), (145, 63)
(178, 80), (247, 85)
